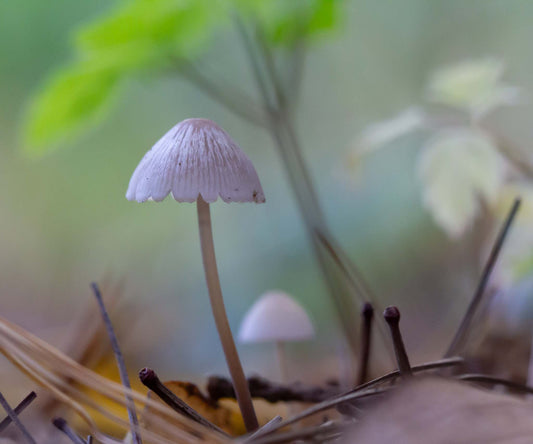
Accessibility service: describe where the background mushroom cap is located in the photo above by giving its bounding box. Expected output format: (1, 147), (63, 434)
(126, 118), (265, 203)
(238, 290), (315, 343)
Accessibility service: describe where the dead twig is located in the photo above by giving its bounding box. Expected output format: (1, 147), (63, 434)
(139, 367), (228, 436)
(91, 282), (142, 444)
(446, 198), (521, 357)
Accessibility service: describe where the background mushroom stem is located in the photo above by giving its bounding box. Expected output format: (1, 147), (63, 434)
(275, 341), (289, 383)
(196, 196), (259, 432)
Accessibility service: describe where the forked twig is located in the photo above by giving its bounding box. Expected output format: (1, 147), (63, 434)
(445, 198), (521, 357)
(90, 282), (142, 444)
(0, 391), (36, 433)
(0, 392), (36, 444)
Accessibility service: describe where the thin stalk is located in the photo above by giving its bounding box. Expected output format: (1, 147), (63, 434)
(356, 303), (374, 386)
(196, 197), (258, 432)
(383, 306), (412, 377)
(0, 392), (36, 444)
(445, 198), (521, 357)
(90, 283), (142, 444)
(275, 341), (289, 383)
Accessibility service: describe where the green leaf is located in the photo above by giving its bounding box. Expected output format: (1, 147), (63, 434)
(417, 128), (506, 238)
(23, 62), (119, 155)
(235, 0), (342, 45)
(22, 0), (218, 154)
(77, 0), (217, 65)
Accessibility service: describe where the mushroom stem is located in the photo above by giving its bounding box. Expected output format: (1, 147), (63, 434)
(275, 341), (289, 383)
(196, 196), (259, 432)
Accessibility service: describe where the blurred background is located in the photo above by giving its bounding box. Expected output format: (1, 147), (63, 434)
(1, 0), (533, 396)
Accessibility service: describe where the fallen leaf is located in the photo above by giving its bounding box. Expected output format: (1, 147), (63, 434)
(345, 377), (533, 443)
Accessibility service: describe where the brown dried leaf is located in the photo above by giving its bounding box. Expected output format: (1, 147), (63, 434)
(346, 377), (533, 444)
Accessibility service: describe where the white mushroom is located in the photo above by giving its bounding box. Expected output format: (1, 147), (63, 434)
(126, 118), (264, 431)
(126, 118), (264, 204)
(239, 290), (315, 382)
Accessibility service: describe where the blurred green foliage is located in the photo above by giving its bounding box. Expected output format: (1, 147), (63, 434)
(22, 0), (341, 154)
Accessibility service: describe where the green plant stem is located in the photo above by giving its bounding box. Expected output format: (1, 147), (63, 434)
(196, 197), (259, 432)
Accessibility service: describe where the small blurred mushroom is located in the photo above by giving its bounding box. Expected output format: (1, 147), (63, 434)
(239, 290), (315, 383)
(126, 118), (265, 431)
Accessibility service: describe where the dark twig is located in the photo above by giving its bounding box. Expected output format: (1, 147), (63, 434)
(207, 375), (342, 404)
(86, 436), (93, 444)
(138, 368), (228, 436)
(0, 392), (36, 444)
(383, 307), (412, 377)
(90, 282), (142, 444)
(445, 198), (521, 357)
(356, 303), (374, 386)
(52, 417), (85, 444)
(0, 391), (36, 433)
(458, 374), (533, 395)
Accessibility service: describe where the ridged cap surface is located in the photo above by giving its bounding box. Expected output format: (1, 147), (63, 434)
(126, 118), (265, 203)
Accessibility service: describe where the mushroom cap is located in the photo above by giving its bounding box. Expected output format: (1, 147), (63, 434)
(238, 290), (315, 343)
(126, 118), (265, 203)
